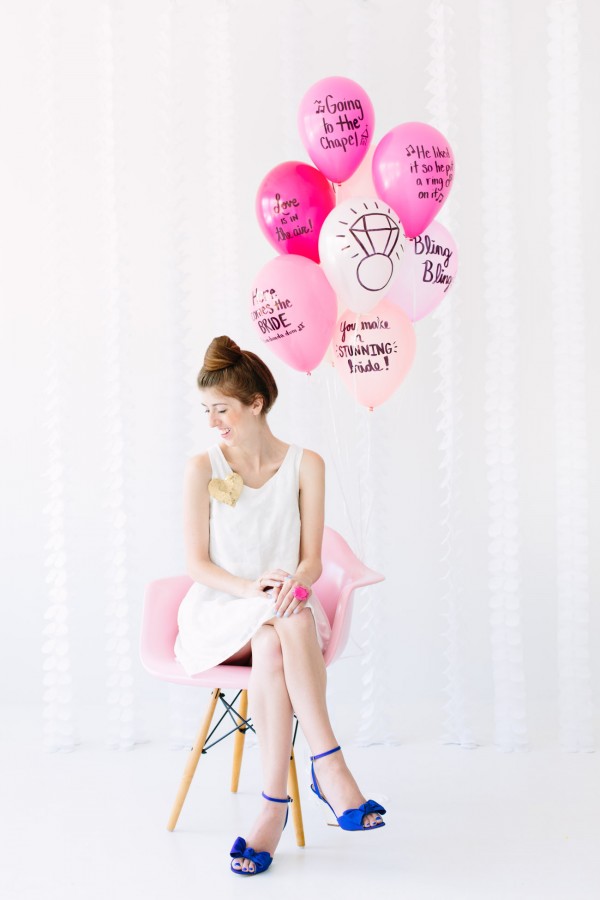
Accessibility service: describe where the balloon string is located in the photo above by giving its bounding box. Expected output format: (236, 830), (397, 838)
(325, 361), (374, 665)
(350, 327), (365, 558)
(410, 238), (417, 321)
(346, 323), (376, 561)
(360, 403), (374, 558)
(325, 365), (361, 552)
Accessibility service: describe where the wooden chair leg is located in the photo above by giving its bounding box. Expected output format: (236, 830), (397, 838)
(230, 689), (248, 793)
(167, 686), (220, 832)
(287, 747), (305, 847)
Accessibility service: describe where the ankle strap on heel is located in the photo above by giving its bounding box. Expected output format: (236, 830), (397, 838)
(261, 791), (292, 803)
(310, 745), (341, 762)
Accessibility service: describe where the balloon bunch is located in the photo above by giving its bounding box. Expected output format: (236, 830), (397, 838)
(251, 76), (457, 409)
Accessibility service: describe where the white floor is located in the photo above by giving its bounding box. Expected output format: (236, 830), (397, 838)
(3, 705), (599, 900)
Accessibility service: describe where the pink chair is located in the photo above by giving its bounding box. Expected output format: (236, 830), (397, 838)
(139, 526), (384, 845)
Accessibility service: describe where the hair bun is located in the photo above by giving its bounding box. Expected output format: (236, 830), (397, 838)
(198, 335), (278, 414)
(202, 335), (243, 372)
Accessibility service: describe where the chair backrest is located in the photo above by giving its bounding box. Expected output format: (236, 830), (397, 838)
(139, 527), (384, 676)
(140, 574), (192, 672)
(315, 527), (384, 666)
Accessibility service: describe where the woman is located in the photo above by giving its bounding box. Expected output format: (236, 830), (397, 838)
(174, 335), (386, 876)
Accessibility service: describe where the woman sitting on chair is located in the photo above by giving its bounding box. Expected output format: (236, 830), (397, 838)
(174, 335), (386, 876)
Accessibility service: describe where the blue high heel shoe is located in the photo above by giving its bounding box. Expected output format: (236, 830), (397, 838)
(229, 792), (291, 876)
(310, 745), (386, 831)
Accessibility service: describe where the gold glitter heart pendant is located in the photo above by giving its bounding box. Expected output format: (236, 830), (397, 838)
(208, 472), (243, 507)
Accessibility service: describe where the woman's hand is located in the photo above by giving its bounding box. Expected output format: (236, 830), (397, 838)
(273, 575), (312, 618)
(248, 568), (291, 598)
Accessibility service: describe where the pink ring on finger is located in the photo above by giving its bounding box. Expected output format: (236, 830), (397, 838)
(293, 586), (309, 601)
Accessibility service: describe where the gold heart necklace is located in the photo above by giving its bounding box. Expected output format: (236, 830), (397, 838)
(208, 472), (243, 507)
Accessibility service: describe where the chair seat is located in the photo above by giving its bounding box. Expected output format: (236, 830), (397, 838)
(143, 658), (252, 690)
(139, 527), (384, 687)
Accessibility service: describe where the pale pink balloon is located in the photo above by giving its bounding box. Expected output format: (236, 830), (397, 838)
(250, 255), (337, 374)
(256, 161), (335, 263)
(332, 299), (416, 409)
(298, 76), (375, 183)
(373, 122), (455, 238)
(388, 220), (458, 321)
(334, 144), (376, 202)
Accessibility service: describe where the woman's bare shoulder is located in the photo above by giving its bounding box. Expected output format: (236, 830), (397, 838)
(184, 451), (212, 482)
(299, 448), (325, 475)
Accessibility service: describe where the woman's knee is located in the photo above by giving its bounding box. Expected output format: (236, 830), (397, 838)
(250, 624), (284, 674)
(273, 606), (316, 640)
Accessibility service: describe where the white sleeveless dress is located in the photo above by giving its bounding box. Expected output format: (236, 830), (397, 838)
(173, 443), (332, 676)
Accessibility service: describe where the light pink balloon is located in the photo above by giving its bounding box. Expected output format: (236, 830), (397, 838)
(256, 161), (335, 263)
(373, 122), (455, 238)
(332, 299), (416, 409)
(250, 255), (337, 374)
(334, 144), (376, 202)
(298, 76), (374, 183)
(388, 220), (458, 321)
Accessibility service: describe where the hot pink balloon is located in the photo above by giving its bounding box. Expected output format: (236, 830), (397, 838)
(372, 122), (455, 238)
(256, 161), (335, 263)
(298, 76), (374, 183)
(250, 255), (337, 374)
(388, 220), (458, 321)
(332, 299), (416, 409)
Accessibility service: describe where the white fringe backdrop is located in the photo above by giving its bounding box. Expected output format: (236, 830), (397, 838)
(479, 0), (527, 752)
(0, 0), (598, 754)
(38, 0), (78, 754)
(96, 0), (140, 752)
(426, 1), (476, 749)
(154, 0), (202, 751)
(547, 0), (593, 752)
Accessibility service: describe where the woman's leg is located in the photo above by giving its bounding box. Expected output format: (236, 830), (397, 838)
(231, 623), (294, 873)
(272, 609), (381, 828)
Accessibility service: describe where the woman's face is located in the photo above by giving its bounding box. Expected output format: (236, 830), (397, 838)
(200, 388), (261, 445)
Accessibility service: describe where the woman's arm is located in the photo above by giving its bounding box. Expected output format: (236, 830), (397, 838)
(274, 449), (325, 615)
(183, 454), (263, 597)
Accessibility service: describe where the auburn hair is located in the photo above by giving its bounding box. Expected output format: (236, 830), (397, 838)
(197, 336), (278, 414)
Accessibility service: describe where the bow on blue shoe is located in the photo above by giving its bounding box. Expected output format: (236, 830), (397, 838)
(229, 792), (291, 876)
(310, 746), (387, 831)
(230, 837), (273, 876)
(337, 798), (387, 830)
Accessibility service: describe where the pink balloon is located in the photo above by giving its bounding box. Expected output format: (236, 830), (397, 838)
(388, 220), (458, 321)
(256, 161), (335, 263)
(250, 255), (337, 374)
(372, 122), (455, 238)
(332, 300), (416, 409)
(334, 144), (376, 203)
(298, 76), (375, 183)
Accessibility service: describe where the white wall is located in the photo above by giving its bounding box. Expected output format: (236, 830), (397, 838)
(0, 0), (598, 750)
